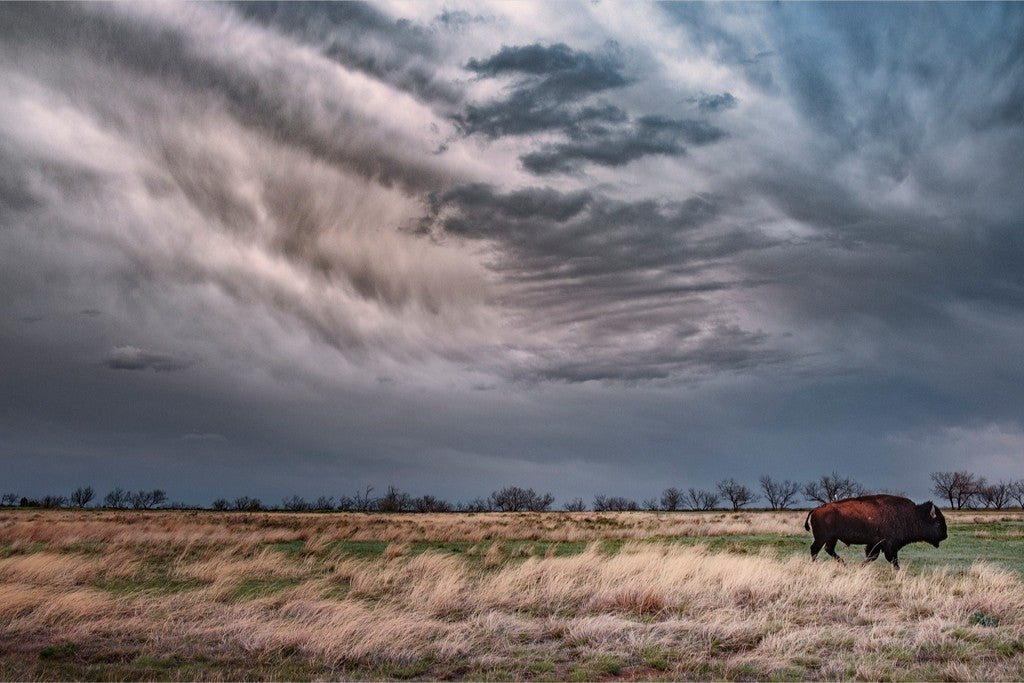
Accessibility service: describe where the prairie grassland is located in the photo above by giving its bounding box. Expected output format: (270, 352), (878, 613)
(1, 509), (1023, 681)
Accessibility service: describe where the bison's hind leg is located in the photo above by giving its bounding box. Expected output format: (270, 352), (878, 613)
(810, 538), (824, 561)
(824, 539), (844, 564)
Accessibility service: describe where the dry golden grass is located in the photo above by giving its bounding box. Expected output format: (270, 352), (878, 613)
(0, 508), (1023, 680)
(0, 508), (812, 547)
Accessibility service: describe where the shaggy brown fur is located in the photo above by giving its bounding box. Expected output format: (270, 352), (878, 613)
(804, 494), (947, 569)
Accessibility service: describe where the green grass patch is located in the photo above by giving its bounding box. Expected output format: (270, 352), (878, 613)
(94, 552), (209, 596)
(768, 665), (808, 681)
(528, 658), (556, 674)
(0, 541), (47, 558)
(969, 611), (1000, 627)
(132, 655), (182, 671)
(1, 653), (330, 682)
(591, 654), (623, 676)
(56, 541), (105, 555)
(698, 520), (1024, 577)
(641, 645), (672, 671)
(39, 643), (77, 661)
(269, 539), (307, 556)
(890, 522), (1024, 577)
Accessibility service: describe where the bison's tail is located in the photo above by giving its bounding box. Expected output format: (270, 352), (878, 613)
(804, 509), (813, 532)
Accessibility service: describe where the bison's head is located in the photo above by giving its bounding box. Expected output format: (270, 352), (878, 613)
(917, 501), (947, 547)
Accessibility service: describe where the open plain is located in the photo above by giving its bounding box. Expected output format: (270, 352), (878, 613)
(1, 508), (1023, 681)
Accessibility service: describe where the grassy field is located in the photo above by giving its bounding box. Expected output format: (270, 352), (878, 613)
(1, 509), (1023, 681)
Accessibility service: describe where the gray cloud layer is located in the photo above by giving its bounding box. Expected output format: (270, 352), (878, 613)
(2, 2), (1023, 502)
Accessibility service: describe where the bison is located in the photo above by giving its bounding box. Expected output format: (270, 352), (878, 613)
(804, 494), (947, 570)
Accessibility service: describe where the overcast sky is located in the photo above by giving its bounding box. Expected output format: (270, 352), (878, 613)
(2, 2), (1023, 506)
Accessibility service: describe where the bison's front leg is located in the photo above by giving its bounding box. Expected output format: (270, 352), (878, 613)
(883, 548), (900, 570)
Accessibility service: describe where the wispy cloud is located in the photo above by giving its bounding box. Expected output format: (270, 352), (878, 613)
(103, 346), (196, 373)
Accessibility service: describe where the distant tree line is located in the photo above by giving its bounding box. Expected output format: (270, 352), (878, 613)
(4, 471), (1024, 512)
(1, 487), (169, 510)
(929, 471), (1024, 510)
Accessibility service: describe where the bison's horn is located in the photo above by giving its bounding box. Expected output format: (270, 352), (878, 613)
(930, 504), (937, 519)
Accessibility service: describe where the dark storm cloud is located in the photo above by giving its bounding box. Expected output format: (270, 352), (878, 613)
(103, 346), (195, 373)
(528, 324), (775, 384)
(452, 42), (631, 139)
(234, 2), (462, 105)
(425, 184), (760, 274)
(521, 115), (725, 174)
(422, 183), (780, 381)
(663, 1), (1024, 440)
(455, 41), (728, 173)
(453, 97), (628, 140)
(465, 42), (630, 98)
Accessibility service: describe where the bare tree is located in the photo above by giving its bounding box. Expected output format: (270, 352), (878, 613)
(1, 493), (18, 506)
(593, 495), (639, 511)
(526, 491), (555, 512)
(232, 496), (262, 511)
(412, 495), (452, 513)
(977, 481), (1013, 510)
(931, 471), (964, 509)
(1010, 480), (1024, 509)
(282, 495), (310, 511)
(104, 487), (128, 509)
(759, 476), (801, 510)
(211, 498), (230, 511)
(685, 488), (720, 511)
(930, 471), (984, 510)
(378, 486), (412, 512)
(491, 486), (529, 512)
(803, 473), (864, 504)
(717, 479), (758, 511)
(129, 489), (166, 510)
(351, 486), (377, 512)
(313, 496), (336, 511)
(660, 487), (683, 511)
(562, 497), (586, 512)
(41, 494), (67, 509)
(491, 486), (553, 512)
(70, 486), (95, 508)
